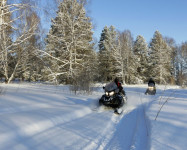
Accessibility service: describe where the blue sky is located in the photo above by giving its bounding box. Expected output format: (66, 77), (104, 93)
(90, 0), (187, 44)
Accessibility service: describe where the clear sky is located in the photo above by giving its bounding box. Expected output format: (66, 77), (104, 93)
(90, 0), (187, 44)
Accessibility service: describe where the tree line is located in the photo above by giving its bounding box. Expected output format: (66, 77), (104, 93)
(0, 0), (187, 89)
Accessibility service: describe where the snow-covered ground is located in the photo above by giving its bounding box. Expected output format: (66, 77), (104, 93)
(0, 83), (186, 150)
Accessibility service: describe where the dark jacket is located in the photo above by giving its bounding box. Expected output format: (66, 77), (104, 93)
(115, 80), (125, 95)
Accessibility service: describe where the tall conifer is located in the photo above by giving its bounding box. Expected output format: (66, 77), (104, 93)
(149, 31), (172, 84)
(45, 0), (94, 84)
(98, 26), (122, 82)
(133, 35), (148, 83)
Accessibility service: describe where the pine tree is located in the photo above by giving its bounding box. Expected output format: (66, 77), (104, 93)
(133, 35), (148, 83)
(98, 26), (122, 82)
(164, 37), (177, 84)
(119, 30), (135, 84)
(98, 26), (112, 81)
(149, 31), (172, 84)
(44, 0), (94, 84)
(175, 42), (187, 86)
(109, 26), (123, 79)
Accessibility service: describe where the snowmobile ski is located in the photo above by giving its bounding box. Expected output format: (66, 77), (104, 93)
(114, 108), (123, 115)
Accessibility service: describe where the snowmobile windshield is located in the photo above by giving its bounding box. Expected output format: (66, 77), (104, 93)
(104, 82), (118, 92)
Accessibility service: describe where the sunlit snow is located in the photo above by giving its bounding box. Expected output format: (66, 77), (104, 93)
(0, 83), (186, 150)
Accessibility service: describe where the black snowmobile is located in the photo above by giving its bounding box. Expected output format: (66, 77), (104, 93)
(99, 82), (127, 114)
(145, 83), (156, 95)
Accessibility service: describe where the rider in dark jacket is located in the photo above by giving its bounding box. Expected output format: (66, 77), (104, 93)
(114, 77), (126, 96)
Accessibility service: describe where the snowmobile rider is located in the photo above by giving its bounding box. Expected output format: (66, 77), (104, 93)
(114, 77), (126, 96)
(148, 78), (155, 86)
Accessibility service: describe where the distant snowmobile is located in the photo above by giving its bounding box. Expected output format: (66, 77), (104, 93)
(99, 82), (127, 114)
(145, 83), (156, 95)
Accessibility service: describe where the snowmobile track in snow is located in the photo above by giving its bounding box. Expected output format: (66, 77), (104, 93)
(83, 108), (129, 150)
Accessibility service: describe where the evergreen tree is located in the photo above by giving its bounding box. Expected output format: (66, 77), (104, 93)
(108, 26), (123, 79)
(19, 32), (43, 82)
(44, 0), (94, 84)
(119, 30), (135, 84)
(133, 35), (148, 83)
(149, 31), (172, 84)
(175, 42), (187, 86)
(164, 37), (177, 84)
(98, 26), (112, 81)
(98, 26), (122, 82)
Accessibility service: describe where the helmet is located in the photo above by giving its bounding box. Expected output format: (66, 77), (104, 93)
(114, 77), (119, 84)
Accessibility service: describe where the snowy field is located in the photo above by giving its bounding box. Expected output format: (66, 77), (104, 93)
(0, 83), (186, 150)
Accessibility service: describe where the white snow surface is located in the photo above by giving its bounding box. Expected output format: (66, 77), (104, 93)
(0, 83), (186, 150)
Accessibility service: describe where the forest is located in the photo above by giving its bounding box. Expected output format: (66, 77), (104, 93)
(0, 0), (187, 89)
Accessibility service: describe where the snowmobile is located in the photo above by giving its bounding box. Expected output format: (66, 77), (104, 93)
(145, 83), (156, 95)
(99, 82), (127, 114)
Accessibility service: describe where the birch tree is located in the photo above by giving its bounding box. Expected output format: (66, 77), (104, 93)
(0, 0), (40, 83)
(0, 0), (11, 81)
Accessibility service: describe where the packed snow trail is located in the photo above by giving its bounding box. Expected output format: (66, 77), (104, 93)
(0, 83), (150, 150)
